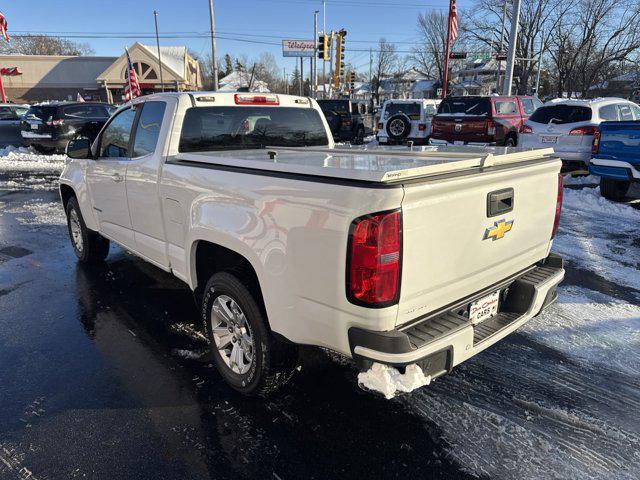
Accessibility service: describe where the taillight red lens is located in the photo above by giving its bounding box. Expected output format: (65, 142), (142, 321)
(347, 210), (402, 307)
(486, 120), (496, 136)
(569, 125), (597, 136)
(592, 129), (601, 154)
(418, 123), (426, 131)
(46, 118), (64, 126)
(520, 124), (533, 134)
(552, 174), (563, 238)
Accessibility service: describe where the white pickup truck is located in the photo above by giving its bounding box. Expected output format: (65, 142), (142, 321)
(60, 92), (565, 396)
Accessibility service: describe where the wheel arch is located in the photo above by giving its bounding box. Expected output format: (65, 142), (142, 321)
(59, 183), (76, 211)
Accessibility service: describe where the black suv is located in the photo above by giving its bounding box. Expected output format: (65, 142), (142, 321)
(317, 99), (373, 144)
(20, 102), (115, 153)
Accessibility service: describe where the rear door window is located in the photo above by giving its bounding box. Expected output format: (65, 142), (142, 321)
(438, 98), (491, 116)
(521, 98), (536, 116)
(618, 104), (634, 121)
(631, 104), (640, 120)
(99, 108), (137, 158)
(64, 105), (109, 119)
(528, 104), (592, 124)
(599, 104), (619, 121)
(132, 101), (166, 157)
(495, 100), (518, 115)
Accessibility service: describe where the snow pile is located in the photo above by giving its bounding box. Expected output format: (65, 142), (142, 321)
(5, 200), (66, 226)
(563, 186), (639, 219)
(0, 146), (66, 173)
(563, 173), (599, 186)
(358, 363), (431, 399)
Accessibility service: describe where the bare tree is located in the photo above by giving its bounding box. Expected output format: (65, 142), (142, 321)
(0, 35), (94, 55)
(371, 38), (398, 103)
(412, 11), (448, 80)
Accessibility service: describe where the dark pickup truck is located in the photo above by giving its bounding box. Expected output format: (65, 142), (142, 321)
(429, 95), (541, 147)
(316, 99), (373, 144)
(590, 121), (640, 200)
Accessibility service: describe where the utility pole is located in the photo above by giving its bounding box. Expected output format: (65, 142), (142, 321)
(208, 0), (219, 90)
(534, 28), (544, 95)
(153, 10), (165, 92)
(328, 31), (334, 98)
(300, 57), (303, 96)
(495, 0), (508, 94)
(442, 0), (454, 98)
(503, 0), (522, 96)
(313, 10), (318, 98)
(369, 47), (373, 108)
(322, 0), (327, 98)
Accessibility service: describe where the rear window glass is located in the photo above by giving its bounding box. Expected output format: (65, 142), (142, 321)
(64, 105), (109, 119)
(317, 100), (350, 114)
(495, 101), (518, 115)
(179, 106), (329, 152)
(529, 104), (592, 124)
(438, 98), (491, 116)
(599, 104), (619, 121)
(25, 106), (58, 122)
(521, 98), (536, 115)
(0, 106), (17, 120)
(383, 103), (421, 120)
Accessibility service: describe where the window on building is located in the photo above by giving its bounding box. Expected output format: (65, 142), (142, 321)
(132, 101), (167, 157)
(99, 108), (137, 158)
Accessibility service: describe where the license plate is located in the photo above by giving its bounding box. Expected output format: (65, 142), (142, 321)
(29, 122), (38, 130)
(541, 135), (557, 144)
(453, 140), (464, 145)
(469, 290), (500, 325)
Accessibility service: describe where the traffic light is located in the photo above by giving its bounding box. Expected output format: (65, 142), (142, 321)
(449, 52), (467, 59)
(318, 34), (329, 61)
(333, 29), (347, 89)
(349, 71), (356, 92)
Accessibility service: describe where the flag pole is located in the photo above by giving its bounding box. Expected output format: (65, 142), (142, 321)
(442, 0), (454, 99)
(125, 47), (132, 102)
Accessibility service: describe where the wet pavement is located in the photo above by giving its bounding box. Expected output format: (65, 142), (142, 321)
(1, 170), (639, 480)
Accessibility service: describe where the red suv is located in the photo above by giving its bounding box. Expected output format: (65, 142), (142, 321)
(429, 95), (542, 147)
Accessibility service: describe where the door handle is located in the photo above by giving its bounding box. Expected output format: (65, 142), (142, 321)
(487, 188), (514, 217)
(111, 173), (124, 183)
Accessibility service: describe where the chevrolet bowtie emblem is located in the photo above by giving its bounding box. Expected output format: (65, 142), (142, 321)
(483, 219), (514, 241)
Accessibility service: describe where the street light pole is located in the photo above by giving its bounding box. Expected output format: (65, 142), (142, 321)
(322, 0), (326, 98)
(153, 10), (165, 92)
(313, 10), (318, 98)
(496, 0), (507, 94)
(503, 0), (522, 96)
(208, 0), (219, 90)
(535, 28), (544, 95)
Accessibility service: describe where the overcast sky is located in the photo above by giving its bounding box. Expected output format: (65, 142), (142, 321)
(4, 0), (467, 76)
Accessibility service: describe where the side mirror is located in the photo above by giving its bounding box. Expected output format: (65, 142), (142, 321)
(66, 138), (91, 159)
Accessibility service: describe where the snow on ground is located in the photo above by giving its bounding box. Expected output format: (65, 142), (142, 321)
(4, 200), (66, 226)
(553, 186), (640, 293)
(357, 363), (431, 399)
(563, 173), (600, 186)
(0, 146), (66, 173)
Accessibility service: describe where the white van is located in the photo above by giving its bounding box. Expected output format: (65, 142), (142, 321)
(377, 99), (441, 145)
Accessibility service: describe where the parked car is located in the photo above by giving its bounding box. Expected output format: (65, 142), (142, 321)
(589, 120), (640, 200)
(376, 99), (440, 145)
(0, 103), (29, 148)
(519, 97), (640, 170)
(317, 99), (373, 144)
(21, 101), (115, 153)
(60, 91), (564, 396)
(429, 95), (541, 147)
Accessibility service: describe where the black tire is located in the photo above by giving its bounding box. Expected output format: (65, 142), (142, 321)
(600, 177), (630, 201)
(504, 135), (517, 147)
(386, 114), (411, 141)
(352, 126), (365, 145)
(202, 272), (298, 396)
(65, 197), (110, 263)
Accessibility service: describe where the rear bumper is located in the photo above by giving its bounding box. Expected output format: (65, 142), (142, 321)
(22, 136), (69, 152)
(590, 158), (640, 182)
(349, 254), (564, 375)
(378, 135), (428, 145)
(428, 138), (496, 147)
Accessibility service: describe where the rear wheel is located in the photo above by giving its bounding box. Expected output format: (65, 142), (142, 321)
(202, 272), (298, 396)
(504, 136), (517, 147)
(65, 197), (110, 263)
(600, 177), (630, 201)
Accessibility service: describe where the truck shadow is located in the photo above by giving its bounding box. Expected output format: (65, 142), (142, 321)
(73, 250), (482, 480)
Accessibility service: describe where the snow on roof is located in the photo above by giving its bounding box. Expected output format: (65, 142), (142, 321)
(218, 71), (270, 92)
(543, 96), (628, 106)
(412, 79), (436, 92)
(139, 44), (187, 78)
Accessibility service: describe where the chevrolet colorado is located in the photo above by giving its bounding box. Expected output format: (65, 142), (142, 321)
(59, 92), (565, 396)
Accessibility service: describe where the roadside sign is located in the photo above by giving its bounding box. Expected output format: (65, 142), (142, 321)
(282, 39), (315, 58)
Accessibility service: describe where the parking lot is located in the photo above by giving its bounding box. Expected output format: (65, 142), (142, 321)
(1, 150), (639, 480)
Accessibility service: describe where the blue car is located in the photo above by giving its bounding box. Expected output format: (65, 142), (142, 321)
(590, 121), (640, 200)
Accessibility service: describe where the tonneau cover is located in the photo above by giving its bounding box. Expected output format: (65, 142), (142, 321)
(174, 145), (556, 183)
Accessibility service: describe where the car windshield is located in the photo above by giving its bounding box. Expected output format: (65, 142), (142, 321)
(384, 103), (421, 120)
(438, 98), (491, 116)
(179, 106), (330, 152)
(317, 100), (350, 114)
(24, 106), (58, 122)
(529, 104), (592, 124)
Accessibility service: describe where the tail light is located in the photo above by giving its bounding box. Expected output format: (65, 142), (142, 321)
(347, 209), (402, 307)
(486, 120), (496, 136)
(46, 118), (64, 126)
(520, 124), (533, 134)
(552, 174), (563, 238)
(592, 129), (601, 154)
(377, 122), (383, 129)
(418, 123), (426, 131)
(569, 125), (597, 136)
(234, 93), (279, 105)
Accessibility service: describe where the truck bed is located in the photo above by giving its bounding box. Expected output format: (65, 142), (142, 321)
(173, 146), (556, 184)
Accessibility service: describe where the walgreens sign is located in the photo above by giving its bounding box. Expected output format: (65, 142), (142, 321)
(282, 39), (315, 57)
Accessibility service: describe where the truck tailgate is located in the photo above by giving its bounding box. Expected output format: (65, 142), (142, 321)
(396, 157), (560, 327)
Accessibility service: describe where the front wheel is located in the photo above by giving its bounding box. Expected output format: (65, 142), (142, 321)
(600, 177), (630, 201)
(65, 197), (110, 263)
(202, 272), (298, 396)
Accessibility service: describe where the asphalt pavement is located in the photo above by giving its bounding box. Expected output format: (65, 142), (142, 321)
(1, 169), (639, 480)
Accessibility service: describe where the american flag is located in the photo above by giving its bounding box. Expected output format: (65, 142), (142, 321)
(449, 0), (459, 45)
(0, 11), (9, 42)
(124, 48), (141, 101)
